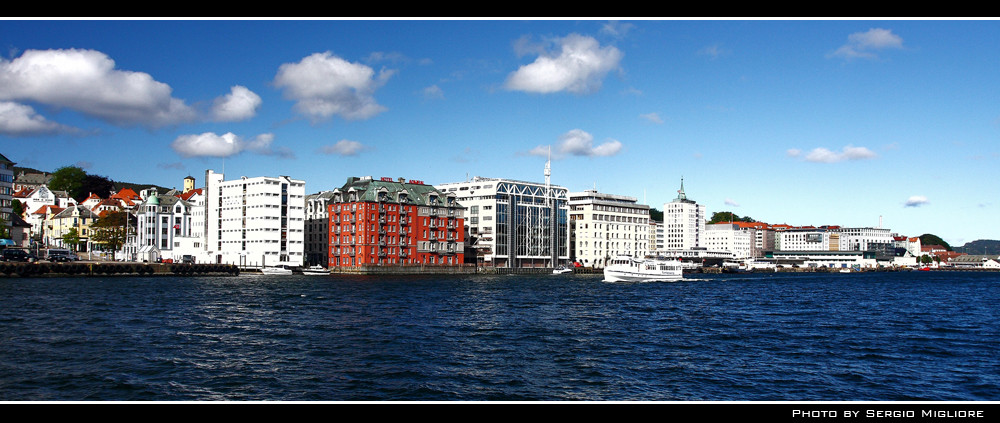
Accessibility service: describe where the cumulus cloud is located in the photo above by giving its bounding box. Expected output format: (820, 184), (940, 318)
(724, 198), (740, 207)
(0, 48), (197, 127)
(828, 28), (904, 60)
(318, 139), (367, 156)
(274, 51), (393, 121)
(527, 129), (623, 159)
(904, 195), (929, 207)
(504, 34), (623, 94)
(789, 145), (878, 163)
(0, 101), (74, 136)
(211, 85), (261, 122)
(171, 132), (293, 159)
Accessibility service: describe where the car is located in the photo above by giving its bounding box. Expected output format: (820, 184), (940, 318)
(1, 249), (33, 262)
(48, 253), (72, 262)
(182, 255), (195, 264)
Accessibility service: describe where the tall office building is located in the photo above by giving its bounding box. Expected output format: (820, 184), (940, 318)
(568, 189), (651, 267)
(663, 177), (706, 251)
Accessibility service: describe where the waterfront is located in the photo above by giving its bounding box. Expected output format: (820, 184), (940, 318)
(0, 271), (998, 401)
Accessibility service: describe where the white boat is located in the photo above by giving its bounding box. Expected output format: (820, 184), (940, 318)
(552, 265), (573, 275)
(260, 265), (293, 275)
(302, 265), (330, 275)
(604, 256), (683, 282)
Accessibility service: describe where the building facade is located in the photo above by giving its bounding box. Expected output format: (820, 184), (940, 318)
(437, 176), (568, 268)
(305, 190), (335, 267)
(703, 223), (755, 259)
(568, 189), (651, 267)
(204, 170), (306, 267)
(328, 176), (465, 268)
(663, 178), (706, 251)
(134, 188), (194, 262)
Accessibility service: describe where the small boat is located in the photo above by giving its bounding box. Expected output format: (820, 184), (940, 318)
(604, 255), (683, 282)
(260, 265), (293, 275)
(301, 265), (330, 275)
(839, 268), (852, 273)
(918, 267), (932, 271)
(552, 265), (573, 275)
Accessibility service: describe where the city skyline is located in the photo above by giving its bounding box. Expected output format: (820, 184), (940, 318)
(1, 19), (997, 246)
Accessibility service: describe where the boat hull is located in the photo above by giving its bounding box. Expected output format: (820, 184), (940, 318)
(603, 269), (682, 282)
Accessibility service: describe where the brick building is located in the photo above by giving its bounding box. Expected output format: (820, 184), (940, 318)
(328, 176), (465, 268)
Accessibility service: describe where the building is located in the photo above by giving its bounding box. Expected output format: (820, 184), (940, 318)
(204, 170), (305, 267)
(763, 250), (878, 269)
(0, 154), (14, 238)
(437, 175), (568, 268)
(662, 177), (706, 250)
(568, 189), (651, 267)
(328, 176), (465, 268)
(11, 171), (52, 194)
(648, 219), (663, 255)
(776, 227), (832, 251)
(703, 223), (754, 260)
(133, 188), (194, 262)
(305, 190), (335, 267)
(834, 226), (895, 253)
(949, 254), (1000, 269)
(49, 205), (99, 253)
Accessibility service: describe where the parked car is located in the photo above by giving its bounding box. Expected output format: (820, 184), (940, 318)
(2, 249), (33, 262)
(182, 255), (195, 264)
(46, 249), (79, 262)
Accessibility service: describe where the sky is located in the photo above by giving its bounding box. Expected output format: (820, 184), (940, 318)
(1, 19), (997, 246)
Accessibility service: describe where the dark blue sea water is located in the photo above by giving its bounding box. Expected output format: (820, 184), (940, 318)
(1, 271), (998, 401)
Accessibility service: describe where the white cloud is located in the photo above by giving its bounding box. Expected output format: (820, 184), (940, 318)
(790, 145), (878, 163)
(528, 129), (624, 159)
(829, 28), (904, 60)
(698, 44), (728, 59)
(504, 34), (623, 94)
(0, 101), (74, 136)
(0, 48), (197, 127)
(274, 51), (393, 121)
(904, 195), (929, 207)
(640, 112), (664, 124)
(724, 198), (740, 207)
(600, 21), (635, 39)
(211, 85), (261, 122)
(170, 132), (292, 158)
(422, 85), (444, 100)
(318, 139), (366, 156)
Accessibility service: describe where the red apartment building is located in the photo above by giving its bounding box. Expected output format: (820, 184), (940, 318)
(328, 176), (465, 268)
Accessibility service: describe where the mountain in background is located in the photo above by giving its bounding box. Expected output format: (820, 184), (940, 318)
(955, 240), (1000, 256)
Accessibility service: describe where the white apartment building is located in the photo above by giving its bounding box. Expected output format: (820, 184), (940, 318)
(568, 189), (651, 268)
(437, 175), (569, 268)
(1, 153), (13, 233)
(776, 228), (832, 251)
(204, 170), (306, 267)
(835, 227), (895, 252)
(663, 178), (706, 250)
(703, 223), (754, 260)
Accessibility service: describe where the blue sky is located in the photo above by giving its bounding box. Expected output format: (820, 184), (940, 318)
(1, 19), (997, 246)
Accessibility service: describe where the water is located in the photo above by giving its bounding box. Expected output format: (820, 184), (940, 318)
(0, 271), (998, 401)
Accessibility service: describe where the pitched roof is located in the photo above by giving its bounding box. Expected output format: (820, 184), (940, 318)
(52, 205), (100, 220)
(335, 176), (460, 208)
(177, 188), (203, 201)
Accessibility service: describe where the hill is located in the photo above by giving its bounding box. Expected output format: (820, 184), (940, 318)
(919, 234), (952, 251)
(955, 239), (1000, 256)
(13, 165), (169, 196)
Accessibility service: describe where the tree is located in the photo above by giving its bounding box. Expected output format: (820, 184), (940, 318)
(82, 174), (116, 199)
(11, 199), (23, 218)
(919, 234), (953, 251)
(91, 211), (130, 261)
(920, 255), (933, 265)
(49, 166), (87, 202)
(63, 227), (80, 251)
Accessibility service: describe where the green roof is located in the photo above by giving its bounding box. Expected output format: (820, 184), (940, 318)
(336, 177), (461, 208)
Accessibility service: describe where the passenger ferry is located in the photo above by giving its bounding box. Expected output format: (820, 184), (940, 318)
(604, 255), (684, 282)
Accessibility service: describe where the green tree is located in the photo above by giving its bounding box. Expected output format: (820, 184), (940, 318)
(11, 199), (24, 218)
(919, 234), (953, 251)
(920, 255), (933, 265)
(91, 211), (130, 261)
(49, 166), (87, 202)
(63, 227), (80, 251)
